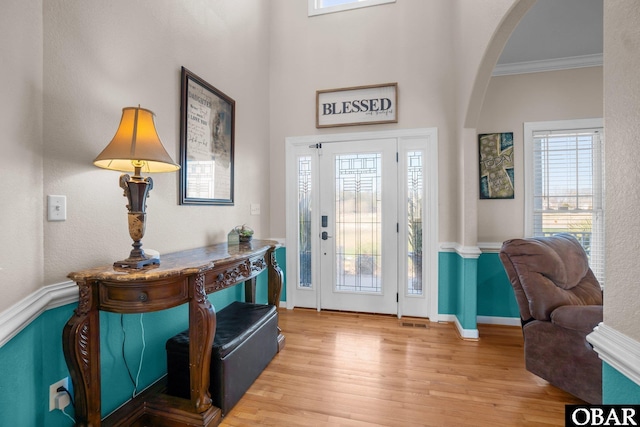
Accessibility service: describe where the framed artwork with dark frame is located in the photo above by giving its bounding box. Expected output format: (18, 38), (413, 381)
(478, 132), (514, 199)
(179, 66), (235, 205)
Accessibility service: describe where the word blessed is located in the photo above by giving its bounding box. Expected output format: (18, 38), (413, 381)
(321, 98), (393, 116)
(566, 405), (640, 426)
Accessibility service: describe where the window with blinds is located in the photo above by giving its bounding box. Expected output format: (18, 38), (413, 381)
(524, 120), (605, 285)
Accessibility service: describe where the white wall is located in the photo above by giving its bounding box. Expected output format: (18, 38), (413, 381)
(477, 67), (603, 243)
(2, 0), (523, 314)
(452, 0), (532, 247)
(0, 0), (523, 311)
(603, 1), (640, 342)
(268, 0), (519, 245)
(37, 0), (272, 288)
(0, 0), (274, 312)
(268, 0), (456, 240)
(0, 0), (44, 308)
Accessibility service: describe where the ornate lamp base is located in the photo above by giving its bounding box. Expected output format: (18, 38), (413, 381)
(114, 253), (159, 269)
(115, 173), (159, 269)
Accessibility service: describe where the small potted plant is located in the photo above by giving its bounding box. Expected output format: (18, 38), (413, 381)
(235, 224), (254, 242)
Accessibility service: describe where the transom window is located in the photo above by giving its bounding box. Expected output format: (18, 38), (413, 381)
(308, 0), (395, 17)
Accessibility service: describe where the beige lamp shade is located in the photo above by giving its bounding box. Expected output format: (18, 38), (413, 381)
(94, 106), (180, 173)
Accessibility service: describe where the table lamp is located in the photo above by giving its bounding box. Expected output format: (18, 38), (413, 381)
(94, 106), (180, 268)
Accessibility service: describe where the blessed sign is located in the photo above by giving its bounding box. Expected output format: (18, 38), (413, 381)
(316, 83), (398, 128)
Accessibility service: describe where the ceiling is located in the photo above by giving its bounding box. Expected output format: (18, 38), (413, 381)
(495, 0), (603, 75)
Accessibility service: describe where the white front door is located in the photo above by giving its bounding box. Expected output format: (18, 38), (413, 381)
(285, 129), (439, 320)
(318, 139), (398, 314)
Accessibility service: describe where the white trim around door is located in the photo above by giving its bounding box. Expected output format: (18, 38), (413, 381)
(285, 128), (439, 320)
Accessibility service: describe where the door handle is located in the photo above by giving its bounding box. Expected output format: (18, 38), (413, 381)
(321, 231), (332, 240)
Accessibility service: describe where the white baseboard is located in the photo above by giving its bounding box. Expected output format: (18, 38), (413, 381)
(0, 280), (78, 348)
(438, 315), (519, 338)
(477, 315), (521, 327)
(588, 323), (640, 388)
(439, 314), (479, 339)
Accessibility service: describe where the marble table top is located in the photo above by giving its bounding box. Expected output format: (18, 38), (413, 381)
(68, 239), (281, 283)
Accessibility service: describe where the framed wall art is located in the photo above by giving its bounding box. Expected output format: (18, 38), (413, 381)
(316, 83), (398, 128)
(179, 66), (235, 205)
(479, 132), (514, 199)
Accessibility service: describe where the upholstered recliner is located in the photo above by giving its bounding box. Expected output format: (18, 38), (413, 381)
(499, 233), (603, 404)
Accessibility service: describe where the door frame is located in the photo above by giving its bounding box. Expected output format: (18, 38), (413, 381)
(285, 128), (439, 319)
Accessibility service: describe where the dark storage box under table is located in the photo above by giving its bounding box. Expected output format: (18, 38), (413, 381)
(166, 301), (278, 415)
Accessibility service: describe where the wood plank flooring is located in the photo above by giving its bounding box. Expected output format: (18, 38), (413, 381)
(220, 309), (583, 426)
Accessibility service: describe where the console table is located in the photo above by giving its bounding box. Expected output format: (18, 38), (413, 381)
(62, 240), (284, 427)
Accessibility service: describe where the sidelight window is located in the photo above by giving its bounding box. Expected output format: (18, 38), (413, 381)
(298, 156), (313, 288)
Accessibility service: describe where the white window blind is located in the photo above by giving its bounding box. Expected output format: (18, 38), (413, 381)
(529, 126), (605, 285)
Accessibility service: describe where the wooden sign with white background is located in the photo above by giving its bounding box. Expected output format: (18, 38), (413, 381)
(316, 83), (398, 128)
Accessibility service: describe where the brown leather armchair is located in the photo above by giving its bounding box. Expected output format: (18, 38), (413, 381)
(499, 233), (603, 404)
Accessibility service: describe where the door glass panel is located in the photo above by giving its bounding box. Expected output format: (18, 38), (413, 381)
(407, 151), (423, 295)
(298, 156), (312, 288)
(334, 153), (382, 293)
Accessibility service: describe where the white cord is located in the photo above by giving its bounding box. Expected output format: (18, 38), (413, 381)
(133, 313), (146, 398)
(61, 406), (75, 424)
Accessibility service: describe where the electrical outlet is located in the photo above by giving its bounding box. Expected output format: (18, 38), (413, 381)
(49, 377), (69, 411)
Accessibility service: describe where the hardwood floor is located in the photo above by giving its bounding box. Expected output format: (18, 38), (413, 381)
(220, 309), (583, 427)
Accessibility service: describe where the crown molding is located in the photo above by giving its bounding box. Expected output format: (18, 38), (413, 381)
(493, 53), (603, 77)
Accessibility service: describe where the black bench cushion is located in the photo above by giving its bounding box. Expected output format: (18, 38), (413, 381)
(166, 301), (277, 358)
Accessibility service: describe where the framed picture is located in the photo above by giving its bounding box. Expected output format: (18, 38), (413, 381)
(179, 66), (235, 205)
(479, 132), (514, 199)
(316, 83), (398, 128)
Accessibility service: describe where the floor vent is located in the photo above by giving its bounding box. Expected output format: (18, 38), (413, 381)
(401, 321), (429, 329)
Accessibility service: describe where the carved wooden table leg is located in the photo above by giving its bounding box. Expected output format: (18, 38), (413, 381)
(189, 272), (215, 413)
(267, 248), (283, 307)
(62, 280), (101, 426)
(266, 248), (285, 351)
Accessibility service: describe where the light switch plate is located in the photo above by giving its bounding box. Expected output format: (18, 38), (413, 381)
(47, 195), (66, 221)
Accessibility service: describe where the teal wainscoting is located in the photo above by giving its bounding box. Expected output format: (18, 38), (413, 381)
(477, 252), (519, 319)
(275, 245), (287, 303)
(457, 255), (478, 331)
(0, 305), (69, 426)
(438, 251), (479, 334)
(439, 250), (519, 332)
(0, 246), (286, 427)
(603, 362), (640, 404)
(438, 251), (459, 317)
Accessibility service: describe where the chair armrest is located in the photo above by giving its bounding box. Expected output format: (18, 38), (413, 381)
(550, 305), (603, 333)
